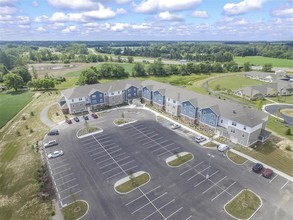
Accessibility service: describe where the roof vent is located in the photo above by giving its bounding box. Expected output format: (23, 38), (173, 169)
(233, 110), (236, 114)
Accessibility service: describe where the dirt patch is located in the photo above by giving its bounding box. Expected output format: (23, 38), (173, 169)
(29, 62), (96, 78)
(280, 108), (293, 117)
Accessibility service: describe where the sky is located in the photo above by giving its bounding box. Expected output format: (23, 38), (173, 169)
(0, 0), (292, 41)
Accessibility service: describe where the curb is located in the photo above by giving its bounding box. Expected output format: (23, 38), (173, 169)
(224, 189), (262, 220)
(114, 171), (151, 195)
(226, 151), (248, 166)
(62, 200), (89, 220)
(76, 128), (103, 139)
(166, 152), (194, 168)
(113, 119), (137, 127)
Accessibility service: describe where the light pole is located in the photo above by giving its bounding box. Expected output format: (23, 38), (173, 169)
(206, 153), (215, 179)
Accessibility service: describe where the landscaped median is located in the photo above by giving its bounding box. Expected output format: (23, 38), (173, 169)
(114, 171), (150, 194)
(113, 118), (136, 126)
(227, 151), (247, 165)
(62, 200), (89, 220)
(166, 152), (193, 167)
(225, 189), (262, 220)
(77, 126), (102, 138)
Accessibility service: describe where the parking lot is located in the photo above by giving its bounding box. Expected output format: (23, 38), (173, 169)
(42, 108), (293, 220)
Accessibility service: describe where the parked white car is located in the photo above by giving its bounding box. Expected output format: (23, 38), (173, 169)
(48, 150), (64, 159)
(43, 140), (58, 148)
(194, 136), (206, 143)
(217, 144), (229, 152)
(171, 123), (181, 129)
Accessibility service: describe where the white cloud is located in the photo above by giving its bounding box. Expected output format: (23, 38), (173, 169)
(83, 4), (116, 19)
(62, 25), (77, 33)
(35, 15), (49, 22)
(158, 11), (184, 21)
(272, 7), (293, 17)
(32, 1), (39, 7)
(132, 23), (150, 29)
(133, 0), (202, 14)
(192, 10), (208, 18)
(36, 26), (46, 32)
(223, 0), (266, 15)
(17, 16), (30, 25)
(0, 6), (18, 15)
(117, 8), (127, 15)
(0, 0), (18, 7)
(50, 12), (84, 22)
(0, 15), (13, 23)
(110, 23), (129, 31)
(116, 0), (131, 4)
(47, 0), (98, 10)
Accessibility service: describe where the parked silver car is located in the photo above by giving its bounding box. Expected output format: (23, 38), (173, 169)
(48, 150), (64, 159)
(171, 123), (181, 129)
(43, 140), (58, 148)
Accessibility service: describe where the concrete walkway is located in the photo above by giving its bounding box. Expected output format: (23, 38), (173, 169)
(52, 199), (64, 220)
(40, 103), (58, 128)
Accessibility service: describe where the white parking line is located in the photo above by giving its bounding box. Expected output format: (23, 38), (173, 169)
(148, 134), (159, 138)
(90, 150), (105, 157)
(211, 181), (236, 201)
(157, 150), (172, 157)
(99, 140), (112, 144)
(187, 167), (210, 181)
(54, 173), (74, 181)
(120, 160), (135, 167)
(258, 173), (263, 177)
(58, 184), (79, 194)
(56, 178), (76, 187)
(88, 148), (102, 153)
(151, 147), (164, 153)
(143, 140), (156, 146)
(96, 157), (113, 165)
(100, 161), (115, 169)
(106, 171), (124, 180)
(269, 174), (278, 183)
(193, 170), (219, 187)
(126, 186), (161, 206)
(60, 190), (82, 201)
(280, 180), (289, 190)
(165, 207), (184, 220)
(185, 216), (192, 220)
(108, 148), (121, 154)
(124, 165), (138, 173)
(180, 161), (205, 176)
(103, 166), (120, 174)
(51, 163), (69, 171)
(165, 147), (180, 153)
(93, 154), (108, 160)
(160, 143), (175, 148)
(112, 152), (126, 159)
(53, 168), (71, 176)
(131, 192), (168, 214)
(202, 176), (226, 194)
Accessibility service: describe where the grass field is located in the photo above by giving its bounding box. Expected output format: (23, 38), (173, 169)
(208, 75), (263, 91)
(267, 116), (293, 142)
(115, 173), (150, 193)
(0, 92), (59, 220)
(234, 56), (293, 68)
(225, 189), (261, 219)
(168, 153), (193, 167)
(62, 201), (88, 220)
(227, 151), (247, 165)
(270, 95), (293, 104)
(0, 91), (34, 128)
(235, 135), (293, 176)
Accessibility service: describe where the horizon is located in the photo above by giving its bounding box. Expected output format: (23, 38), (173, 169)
(0, 0), (292, 41)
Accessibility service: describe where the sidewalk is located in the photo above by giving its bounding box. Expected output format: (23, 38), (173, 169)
(52, 199), (64, 220)
(140, 105), (293, 183)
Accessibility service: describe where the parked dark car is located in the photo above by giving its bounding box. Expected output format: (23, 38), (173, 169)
(83, 115), (89, 120)
(252, 163), (263, 173)
(91, 113), (98, 119)
(262, 168), (273, 178)
(66, 118), (72, 124)
(48, 129), (59, 136)
(73, 117), (80, 122)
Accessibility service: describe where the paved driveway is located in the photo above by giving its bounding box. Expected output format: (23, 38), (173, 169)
(265, 104), (293, 125)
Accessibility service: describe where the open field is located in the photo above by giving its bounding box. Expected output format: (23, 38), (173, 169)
(234, 56), (293, 68)
(207, 75), (264, 91)
(270, 95), (293, 104)
(0, 91), (34, 128)
(0, 92), (59, 220)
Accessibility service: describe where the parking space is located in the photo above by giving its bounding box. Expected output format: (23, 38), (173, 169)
(79, 134), (141, 183)
(45, 150), (82, 206)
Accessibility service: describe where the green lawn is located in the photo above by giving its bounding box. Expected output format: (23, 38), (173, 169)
(168, 153), (193, 167)
(225, 189), (261, 219)
(208, 75), (263, 91)
(234, 135), (293, 176)
(267, 116), (293, 142)
(0, 91), (34, 128)
(227, 151), (247, 165)
(62, 201), (88, 220)
(234, 56), (293, 68)
(115, 173), (150, 193)
(270, 96), (293, 104)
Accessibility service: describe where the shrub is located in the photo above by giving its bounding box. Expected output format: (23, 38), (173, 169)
(285, 128), (291, 135)
(25, 125), (29, 129)
(22, 115), (26, 120)
(30, 111), (34, 116)
(285, 145), (293, 151)
(16, 131), (21, 136)
(30, 128), (34, 133)
(55, 112), (59, 116)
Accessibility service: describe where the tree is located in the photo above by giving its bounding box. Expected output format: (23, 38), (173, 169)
(243, 62), (251, 72)
(11, 66), (32, 83)
(127, 56), (134, 63)
(31, 65), (38, 79)
(79, 69), (99, 85)
(255, 99), (263, 110)
(132, 63), (146, 77)
(285, 128), (291, 136)
(99, 63), (112, 78)
(3, 73), (24, 91)
(262, 63), (273, 72)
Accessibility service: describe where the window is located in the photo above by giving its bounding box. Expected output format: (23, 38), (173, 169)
(118, 91), (120, 94)
(134, 88), (136, 91)
(221, 119), (223, 123)
(134, 92), (137, 96)
(100, 94), (103, 97)
(244, 126), (246, 130)
(210, 120), (215, 125)
(128, 94), (131, 97)
(72, 99), (74, 102)
(211, 114), (215, 119)
(100, 99), (103, 102)
(80, 103), (83, 106)
(242, 133), (245, 137)
(79, 98), (82, 101)
(232, 121), (237, 126)
(203, 111), (206, 115)
(231, 129), (236, 133)
(92, 95), (96, 99)
(173, 100), (176, 104)
(72, 104), (75, 107)
(168, 98), (170, 101)
(128, 88), (131, 92)
(104, 93), (107, 95)
(111, 92), (114, 95)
